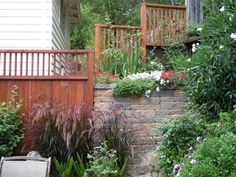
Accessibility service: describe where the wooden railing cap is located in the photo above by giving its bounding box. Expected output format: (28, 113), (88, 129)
(142, 3), (186, 9)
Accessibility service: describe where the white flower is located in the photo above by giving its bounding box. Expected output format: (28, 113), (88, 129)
(150, 61), (156, 65)
(160, 79), (165, 85)
(156, 87), (160, 92)
(196, 27), (202, 32)
(187, 58), (191, 62)
(219, 45), (224, 49)
(220, 6), (225, 12)
(230, 33), (236, 40)
(145, 90), (151, 97)
(192, 43), (197, 53)
(190, 159), (197, 165)
(189, 146), (193, 151)
(196, 136), (203, 141)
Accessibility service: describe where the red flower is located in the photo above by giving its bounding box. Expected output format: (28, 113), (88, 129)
(178, 73), (186, 80)
(161, 71), (168, 81)
(101, 71), (108, 75)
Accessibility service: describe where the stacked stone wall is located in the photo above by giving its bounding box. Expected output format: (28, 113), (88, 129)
(94, 84), (187, 177)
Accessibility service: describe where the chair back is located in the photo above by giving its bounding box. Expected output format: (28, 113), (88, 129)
(0, 156), (51, 177)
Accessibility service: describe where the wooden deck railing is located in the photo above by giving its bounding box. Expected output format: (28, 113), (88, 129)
(141, 3), (187, 46)
(95, 24), (143, 66)
(0, 49), (95, 109)
(0, 50), (94, 79)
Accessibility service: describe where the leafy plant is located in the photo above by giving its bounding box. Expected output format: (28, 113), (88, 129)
(187, 24), (203, 37)
(94, 103), (139, 166)
(54, 153), (86, 177)
(73, 153), (87, 177)
(0, 87), (23, 156)
(54, 157), (74, 177)
(112, 79), (156, 97)
(27, 93), (94, 162)
(154, 114), (204, 175)
(180, 134), (236, 177)
(100, 45), (142, 78)
(84, 142), (127, 177)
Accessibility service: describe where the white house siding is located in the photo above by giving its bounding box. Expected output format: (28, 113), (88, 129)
(0, 0), (52, 49)
(52, 0), (70, 50)
(0, 0), (52, 76)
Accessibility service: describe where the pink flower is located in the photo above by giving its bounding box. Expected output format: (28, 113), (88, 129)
(233, 105), (236, 109)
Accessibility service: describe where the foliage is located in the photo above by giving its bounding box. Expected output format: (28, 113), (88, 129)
(176, 0), (236, 117)
(112, 79), (156, 97)
(54, 157), (74, 177)
(70, 5), (108, 49)
(100, 46), (142, 78)
(180, 134), (236, 177)
(28, 93), (94, 162)
(154, 114), (204, 175)
(0, 87), (23, 157)
(84, 142), (127, 177)
(187, 24), (203, 37)
(139, 59), (164, 72)
(80, 0), (184, 26)
(202, 111), (236, 137)
(93, 103), (139, 166)
(54, 153), (86, 177)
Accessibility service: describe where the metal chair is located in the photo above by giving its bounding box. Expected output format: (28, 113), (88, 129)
(0, 156), (51, 177)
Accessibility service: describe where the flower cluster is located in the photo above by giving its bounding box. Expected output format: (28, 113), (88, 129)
(126, 70), (162, 81)
(192, 43), (199, 53)
(124, 69), (186, 97)
(161, 69), (186, 81)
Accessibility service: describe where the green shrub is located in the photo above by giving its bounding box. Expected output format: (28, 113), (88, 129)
(180, 134), (236, 177)
(187, 24), (203, 37)
(0, 88), (23, 156)
(112, 79), (156, 97)
(182, 0), (236, 117)
(84, 142), (127, 177)
(202, 111), (236, 137)
(155, 114), (204, 175)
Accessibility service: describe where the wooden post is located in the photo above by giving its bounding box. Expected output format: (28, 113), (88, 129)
(183, 8), (187, 41)
(87, 51), (94, 108)
(95, 24), (101, 71)
(140, 3), (147, 63)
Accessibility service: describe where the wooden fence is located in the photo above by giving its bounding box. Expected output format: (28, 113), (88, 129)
(141, 3), (187, 47)
(0, 49), (94, 153)
(95, 24), (143, 66)
(95, 3), (187, 66)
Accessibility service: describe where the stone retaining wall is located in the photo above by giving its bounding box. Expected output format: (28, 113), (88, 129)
(94, 84), (187, 177)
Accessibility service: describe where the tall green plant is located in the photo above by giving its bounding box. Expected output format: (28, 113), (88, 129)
(179, 0), (236, 117)
(0, 87), (23, 156)
(100, 45), (142, 78)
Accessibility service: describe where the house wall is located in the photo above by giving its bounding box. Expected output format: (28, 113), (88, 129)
(52, 0), (70, 50)
(0, 0), (52, 49)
